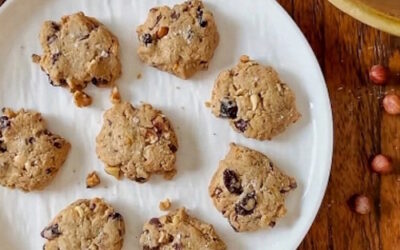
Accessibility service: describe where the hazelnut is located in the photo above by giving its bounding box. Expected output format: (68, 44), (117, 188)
(369, 65), (389, 85)
(86, 171), (101, 188)
(109, 86), (121, 104)
(73, 91), (92, 108)
(157, 26), (169, 39)
(383, 94), (400, 115)
(159, 199), (171, 211)
(348, 194), (371, 215)
(105, 166), (121, 179)
(371, 154), (393, 174)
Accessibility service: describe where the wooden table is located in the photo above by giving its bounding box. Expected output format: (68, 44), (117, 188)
(1, 0), (399, 249)
(276, 1), (400, 249)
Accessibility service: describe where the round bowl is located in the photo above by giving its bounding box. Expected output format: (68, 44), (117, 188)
(329, 0), (400, 36)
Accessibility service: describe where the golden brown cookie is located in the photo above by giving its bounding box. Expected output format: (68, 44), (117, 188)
(96, 102), (178, 182)
(33, 12), (121, 107)
(209, 143), (297, 232)
(209, 56), (300, 140)
(41, 198), (125, 250)
(0, 108), (70, 191)
(136, 0), (219, 79)
(140, 208), (226, 250)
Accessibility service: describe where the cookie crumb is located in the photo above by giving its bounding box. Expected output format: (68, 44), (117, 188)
(240, 55), (250, 63)
(32, 54), (41, 63)
(159, 199), (172, 211)
(86, 171), (101, 188)
(137, 73), (142, 79)
(110, 86), (121, 104)
(105, 166), (121, 179)
(205, 101), (211, 108)
(73, 91), (92, 108)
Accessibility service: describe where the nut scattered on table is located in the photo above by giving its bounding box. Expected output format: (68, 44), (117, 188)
(86, 171), (101, 188)
(159, 198), (171, 211)
(383, 94), (400, 115)
(369, 64), (389, 85)
(371, 154), (393, 174)
(348, 194), (371, 215)
(73, 90), (92, 108)
(110, 86), (121, 104)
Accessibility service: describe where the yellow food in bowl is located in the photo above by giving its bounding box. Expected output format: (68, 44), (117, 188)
(329, 0), (400, 36)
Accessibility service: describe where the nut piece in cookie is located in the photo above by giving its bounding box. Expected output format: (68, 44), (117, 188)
(41, 198), (125, 250)
(208, 56), (301, 140)
(0, 108), (70, 191)
(86, 171), (101, 188)
(96, 102), (178, 183)
(136, 0), (219, 79)
(209, 143), (297, 232)
(140, 208), (226, 250)
(33, 12), (121, 107)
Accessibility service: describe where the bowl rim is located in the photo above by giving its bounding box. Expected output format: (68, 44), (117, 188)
(329, 0), (400, 36)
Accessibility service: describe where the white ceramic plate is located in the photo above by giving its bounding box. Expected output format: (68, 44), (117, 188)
(0, 0), (333, 249)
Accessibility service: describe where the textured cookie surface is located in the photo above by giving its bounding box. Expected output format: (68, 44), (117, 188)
(41, 198), (125, 250)
(140, 208), (226, 250)
(0, 108), (70, 191)
(33, 12), (121, 105)
(96, 102), (178, 182)
(209, 143), (297, 232)
(209, 56), (300, 140)
(137, 0), (219, 79)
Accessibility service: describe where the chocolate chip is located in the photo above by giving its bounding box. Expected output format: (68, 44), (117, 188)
(235, 191), (257, 216)
(50, 22), (60, 31)
(173, 243), (183, 250)
(79, 34), (90, 41)
(142, 33), (153, 46)
(134, 177), (147, 183)
(109, 212), (122, 220)
(234, 119), (248, 132)
(0, 116), (10, 129)
(43, 129), (53, 136)
(168, 144), (178, 153)
(45, 168), (52, 174)
(89, 202), (97, 210)
(170, 11), (180, 20)
(51, 52), (61, 64)
(107, 119), (112, 126)
(269, 221), (276, 227)
(223, 169), (242, 195)
(196, 7), (208, 27)
(41, 224), (61, 240)
(91, 77), (108, 86)
(53, 142), (62, 149)
(149, 218), (162, 228)
(59, 79), (67, 86)
(213, 187), (223, 197)
(27, 137), (35, 144)
(220, 98), (238, 119)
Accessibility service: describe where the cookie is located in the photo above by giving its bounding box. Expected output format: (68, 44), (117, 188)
(136, 0), (219, 79)
(140, 208), (226, 250)
(33, 12), (121, 107)
(41, 198), (125, 250)
(208, 56), (300, 140)
(96, 102), (178, 183)
(208, 143), (297, 232)
(0, 108), (70, 191)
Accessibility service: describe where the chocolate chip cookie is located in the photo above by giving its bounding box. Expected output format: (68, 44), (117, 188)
(209, 143), (297, 232)
(33, 12), (121, 107)
(41, 198), (125, 250)
(136, 0), (219, 79)
(0, 108), (70, 191)
(208, 56), (301, 140)
(96, 102), (178, 183)
(140, 208), (226, 250)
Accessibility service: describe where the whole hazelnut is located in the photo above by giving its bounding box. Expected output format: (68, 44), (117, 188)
(383, 94), (400, 115)
(349, 194), (371, 215)
(369, 65), (389, 85)
(371, 154), (393, 174)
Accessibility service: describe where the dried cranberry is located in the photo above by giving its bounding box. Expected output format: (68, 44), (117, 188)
(142, 33), (153, 45)
(223, 169), (242, 195)
(0, 116), (10, 129)
(41, 224), (61, 240)
(149, 218), (162, 228)
(235, 191), (257, 216)
(50, 22), (60, 31)
(234, 119), (248, 132)
(220, 98), (238, 119)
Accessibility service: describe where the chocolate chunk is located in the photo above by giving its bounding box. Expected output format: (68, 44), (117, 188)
(223, 169), (242, 195)
(50, 22), (60, 31)
(269, 221), (276, 227)
(109, 212), (122, 220)
(51, 52), (61, 64)
(196, 7), (208, 27)
(170, 11), (180, 20)
(41, 224), (61, 240)
(134, 177), (147, 183)
(53, 142), (62, 149)
(220, 98), (238, 119)
(234, 119), (248, 132)
(91, 77), (108, 86)
(142, 33), (153, 46)
(45, 168), (52, 174)
(0, 116), (10, 129)
(149, 218), (162, 228)
(168, 144), (178, 153)
(235, 191), (257, 216)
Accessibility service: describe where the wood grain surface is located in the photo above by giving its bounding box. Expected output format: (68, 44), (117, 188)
(277, 0), (400, 249)
(1, 0), (399, 249)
